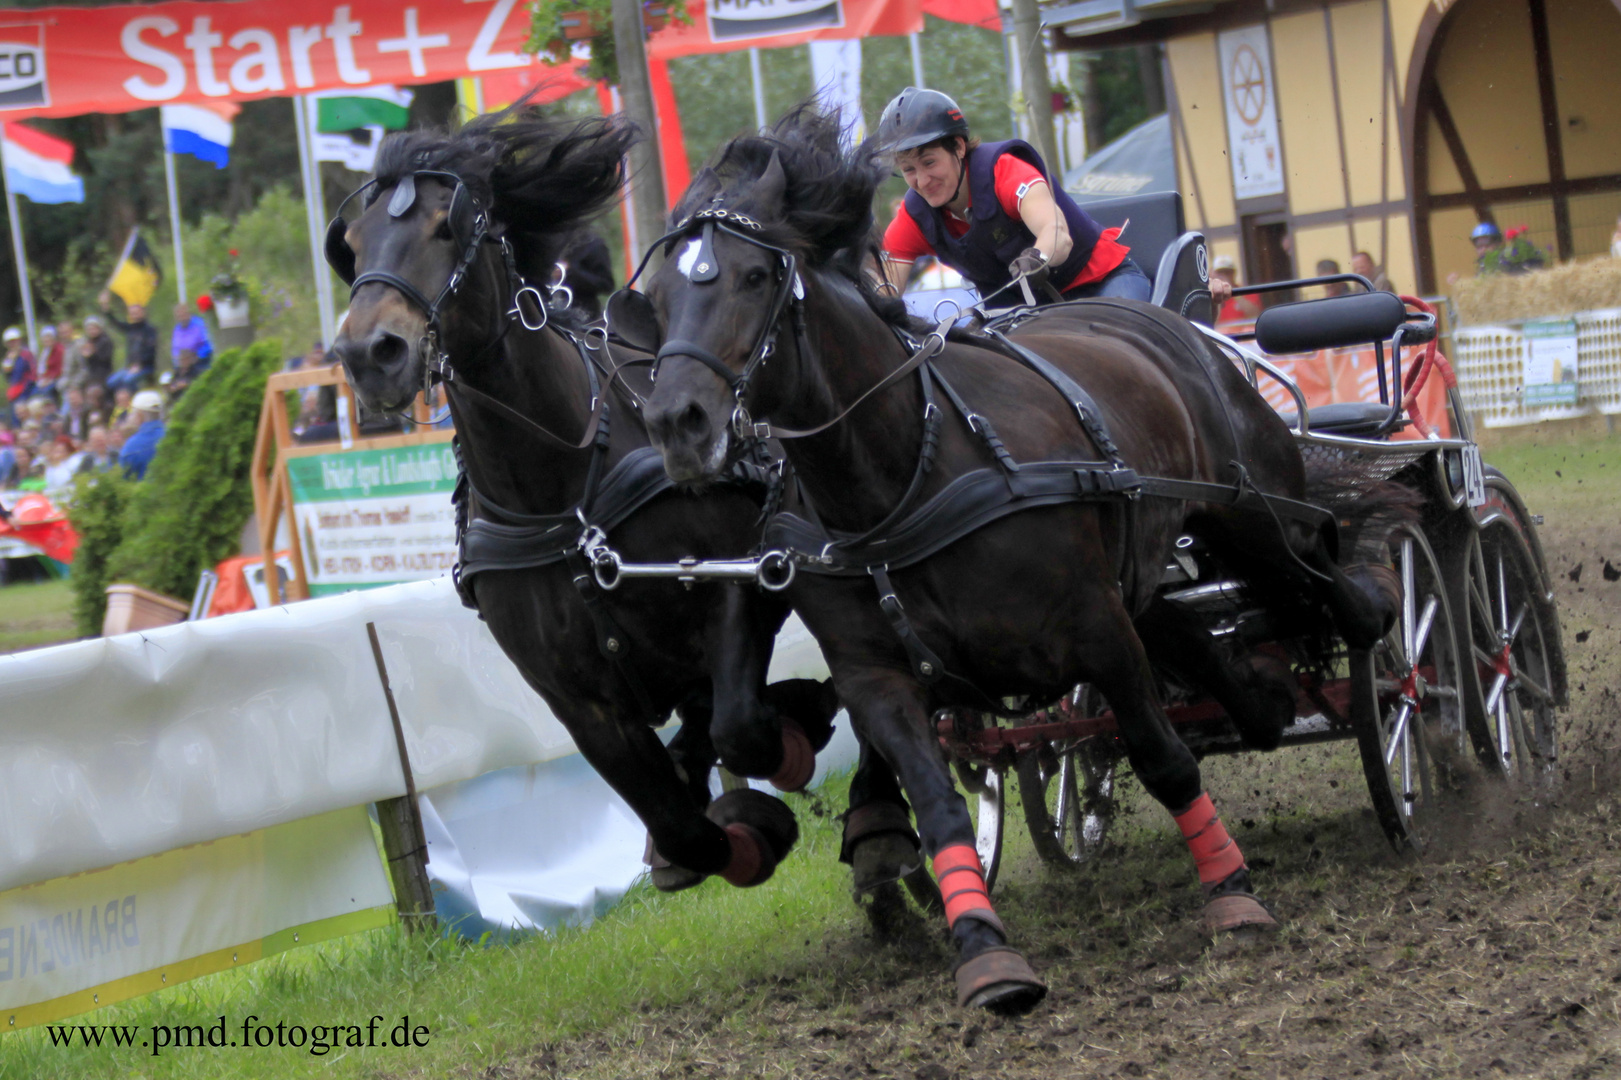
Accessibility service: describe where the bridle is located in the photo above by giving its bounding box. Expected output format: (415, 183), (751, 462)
(609, 205), (952, 446)
(326, 170), (606, 450)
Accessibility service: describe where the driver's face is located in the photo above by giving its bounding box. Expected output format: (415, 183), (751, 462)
(897, 142), (965, 209)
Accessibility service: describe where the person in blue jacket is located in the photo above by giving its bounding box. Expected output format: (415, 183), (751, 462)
(119, 389), (167, 480)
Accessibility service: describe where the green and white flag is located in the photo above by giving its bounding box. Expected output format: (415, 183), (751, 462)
(310, 86), (414, 172)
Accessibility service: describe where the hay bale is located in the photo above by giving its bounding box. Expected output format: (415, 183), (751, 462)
(1452, 256), (1621, 325)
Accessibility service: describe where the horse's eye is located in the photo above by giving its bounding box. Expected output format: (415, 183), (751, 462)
(745, 268), (769, 288)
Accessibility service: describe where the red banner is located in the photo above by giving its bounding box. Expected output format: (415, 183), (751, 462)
(0, 0), (920, 121)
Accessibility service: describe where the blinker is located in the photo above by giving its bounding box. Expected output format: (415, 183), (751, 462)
(388, 174), (417, 217)
(606, 288), (662, 354)
(689, 222), (720, 283)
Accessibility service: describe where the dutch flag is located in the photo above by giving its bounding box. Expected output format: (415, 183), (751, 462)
(0, 122), (83, 205)
(160, 103), (238, 169)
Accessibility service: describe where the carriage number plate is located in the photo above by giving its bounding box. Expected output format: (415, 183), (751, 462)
(1461, 444), (1487, 507)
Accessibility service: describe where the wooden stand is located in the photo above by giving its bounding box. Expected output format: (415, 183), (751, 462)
(366, 621), (436, 933)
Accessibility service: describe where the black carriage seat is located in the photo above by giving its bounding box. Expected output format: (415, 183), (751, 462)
(1278, 401), (1408, 438)
(1078, 191), (1213, 326)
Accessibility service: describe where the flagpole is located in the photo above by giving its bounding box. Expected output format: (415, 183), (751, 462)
(909, 34), (926, 88)
(162, 147), (188, 304)
(1, 168), (37, 356)
(294, 95), (337, 347)
(748, 48), (768, 132)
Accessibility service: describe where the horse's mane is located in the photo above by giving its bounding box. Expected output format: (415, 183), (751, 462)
(674, 104), (914, 329)
(372, 100), (637, 296)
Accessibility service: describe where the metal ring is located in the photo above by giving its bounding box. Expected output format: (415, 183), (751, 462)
(932, 297), (963, 323)
(512, 286), (549, 331)
(591, 549), (623, 591)
(582, 325), (609, 351)
(757, 551), (796, 592)
(548, 283), (575, 312)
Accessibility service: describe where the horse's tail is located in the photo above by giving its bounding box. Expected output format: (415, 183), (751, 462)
(1303, 457), (1424, 565)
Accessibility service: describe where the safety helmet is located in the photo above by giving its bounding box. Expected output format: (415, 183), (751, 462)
(877, 88), (970, 155)
(2, 327), (20, 342)
(1470, 221), (1502, 241)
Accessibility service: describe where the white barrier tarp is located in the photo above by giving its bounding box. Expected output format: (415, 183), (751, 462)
(0, 579), (574, 893)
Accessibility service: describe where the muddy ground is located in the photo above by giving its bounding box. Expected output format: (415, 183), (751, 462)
(458, 465), (1621, 1080)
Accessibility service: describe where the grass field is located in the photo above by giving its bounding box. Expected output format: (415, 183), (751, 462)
(3, 426), (1617, 1079)
(0, 577), (77, 653)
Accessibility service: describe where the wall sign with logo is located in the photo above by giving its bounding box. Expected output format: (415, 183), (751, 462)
(285, 443), (459, 597)
(1218, 24), (1285, 201)
(1522, 319), (1579, 406)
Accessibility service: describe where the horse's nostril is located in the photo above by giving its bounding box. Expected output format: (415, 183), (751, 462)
(369, 332), (407, 367)
(675, 402), (710, 442)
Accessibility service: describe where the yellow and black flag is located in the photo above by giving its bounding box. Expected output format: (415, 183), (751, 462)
(107, 228), (161, 307)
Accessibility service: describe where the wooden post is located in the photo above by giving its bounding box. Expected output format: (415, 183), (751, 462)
(367, 622), (436, 933)
(1010, 0), (1059, 170)
(613, 0), (666, 260)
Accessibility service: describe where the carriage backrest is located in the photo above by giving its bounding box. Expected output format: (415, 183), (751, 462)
(1253, 291), (1409, 354)
(1080, 191), (1184, 283)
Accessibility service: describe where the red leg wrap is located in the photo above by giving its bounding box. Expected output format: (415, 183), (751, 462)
(770, 720), (816, 793)
(1173, 792), (1246, 886)
(720, 823), (766, 887)
(933, 844), (994, 928)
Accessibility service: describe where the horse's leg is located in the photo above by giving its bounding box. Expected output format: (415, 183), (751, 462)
(706, 587), (833, 792)
(841, 670), (1046, 1013)
(842, 738), (926, 897)
(563, 702), (798, 888)
(643, 696), (720, 892)
(1082, 591), (1278, 935)
(1135, 596), (1297, 751)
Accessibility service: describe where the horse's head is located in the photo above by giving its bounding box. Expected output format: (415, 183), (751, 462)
(328, 170), (496, 414)
(637, 158), (795, 484)
(327, 110), (638, 416)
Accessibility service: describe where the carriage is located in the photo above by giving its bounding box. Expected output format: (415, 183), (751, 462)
(926, 192), (1569, 890)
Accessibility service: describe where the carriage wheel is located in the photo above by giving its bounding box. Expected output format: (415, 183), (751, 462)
(1453, 516), (1559, 785)
(1016, 733), (1118, 868)
(1350, 522), (1469, 850)
(969, 764), (1006, 893)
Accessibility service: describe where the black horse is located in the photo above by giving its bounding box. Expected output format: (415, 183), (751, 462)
(326, 107), (845, 894)
(632, 109), (1401, 1012)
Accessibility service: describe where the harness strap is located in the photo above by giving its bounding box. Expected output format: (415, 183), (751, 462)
(932, 366), (1026, 497)
(657, 338), (738, 387)
(871, 565), (947, 685)
(839, 363), (942, 549)
(979, 326), (1127, 468)
(565, 547), (663, 725)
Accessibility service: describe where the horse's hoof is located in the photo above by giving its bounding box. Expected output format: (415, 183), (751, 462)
(1201, 892), (1278, 935)
(706, 789), (798, 887)
(650, 864), (707, 892)
(850, 830), (924, 896)
(954, 947), (1047, 1013)
(1233, 655), (1296, 751)
(770, 720), (816, 793)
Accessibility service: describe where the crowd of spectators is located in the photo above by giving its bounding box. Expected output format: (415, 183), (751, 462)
(1, 293), (213, 497)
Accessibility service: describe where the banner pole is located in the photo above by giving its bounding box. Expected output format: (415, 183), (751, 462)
(2, 169), (37, 356)
(748, 48), (768, 132)
(294, 96), (337, 347)
(162, 147), (188, 304)
(909, 33), (926, 88)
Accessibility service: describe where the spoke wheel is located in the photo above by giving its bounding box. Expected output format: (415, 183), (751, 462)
(1351, 522), (1468, 850)
(971, 764), (1006, 893)
(1017, 733), (1118, 869)
(1456, 516), (1559, 785)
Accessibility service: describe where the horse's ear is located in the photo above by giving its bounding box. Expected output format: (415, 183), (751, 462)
(752, 151), (787, 213)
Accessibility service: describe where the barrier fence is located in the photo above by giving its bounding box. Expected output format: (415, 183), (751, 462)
(1451, 308), (1621, 427)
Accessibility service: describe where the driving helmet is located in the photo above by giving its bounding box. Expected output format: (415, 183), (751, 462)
(877, 88), (970, 155)
(1470, 221), (1502, 241)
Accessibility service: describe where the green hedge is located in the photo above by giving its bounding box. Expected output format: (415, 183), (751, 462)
(67, 339), (283, 636)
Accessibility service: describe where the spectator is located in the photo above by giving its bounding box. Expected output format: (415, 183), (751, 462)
(119, 389), (167, 479)
(41, 434), (85, 497)
(35, 325), (63, 396)
(98, 290), (158, 382)
(1350, 251), (1396, 294)
(106, 355), (147, 396)
(109, 386), (134, 430)
(60, 385), (88, 441)
(80, 425), (117, 472)
(64, 316), (116, 391)
(170, 301), (213, 367)
(1211, 255), (1259, 325)
(6, 443), (40, 489)
(1316, 259), (1348, 298)
(1469, 222), (1545, 277)
(169, 346), (210, 397)
(26, 396), (60, 442)
(4, 326), (36, 410)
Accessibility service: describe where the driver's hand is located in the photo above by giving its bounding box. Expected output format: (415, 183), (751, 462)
(1210, 277), (1233, 304)
(1008, 247), (1049, 280)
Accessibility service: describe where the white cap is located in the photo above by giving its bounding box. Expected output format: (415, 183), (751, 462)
(2, 327), (21, 342)
(131, 389), (166, 413)
(1212, 254), (1237, 273)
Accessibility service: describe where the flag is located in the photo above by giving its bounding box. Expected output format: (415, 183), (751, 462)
(0, 122), (83, 205)
(108, 229), (162, 307)
(312, 86), (414, 133)
(161, 103), (239, 169)
(921, 0), (1000, 29)
(313, 126), (386, 173)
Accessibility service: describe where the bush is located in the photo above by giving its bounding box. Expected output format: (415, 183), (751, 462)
(106, 339), (283, 602)
(66, 469), (136, 637)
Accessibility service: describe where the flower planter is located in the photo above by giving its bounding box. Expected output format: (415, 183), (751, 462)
(213, 294), (251, 329)
(103, 583), (190, 636)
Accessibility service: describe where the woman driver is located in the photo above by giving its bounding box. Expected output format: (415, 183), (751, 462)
(876, 87), (1152, 305)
